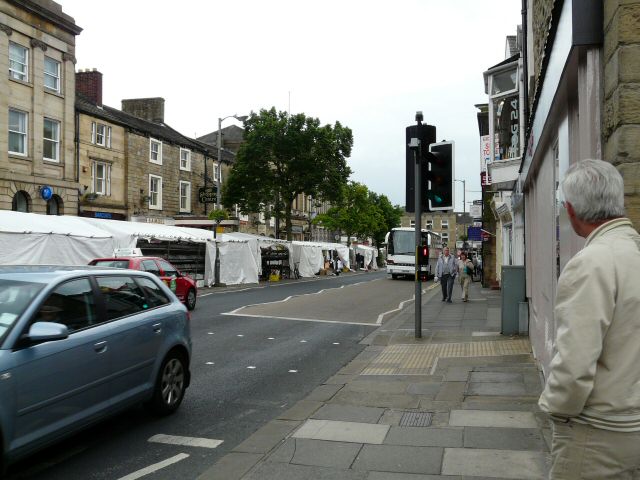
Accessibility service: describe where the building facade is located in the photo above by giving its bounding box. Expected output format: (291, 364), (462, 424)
(400, 211), (458, 250)
(0, 0), (81, 215)
(518, 0), (640, 374)
(75, 70), (221, 224)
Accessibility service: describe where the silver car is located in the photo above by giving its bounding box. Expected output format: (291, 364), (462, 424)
(0, 266), (192, 472)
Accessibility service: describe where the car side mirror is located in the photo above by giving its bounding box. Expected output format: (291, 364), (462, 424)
(26, 322), (69, 343)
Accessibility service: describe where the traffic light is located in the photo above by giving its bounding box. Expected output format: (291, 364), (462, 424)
(405, 123), (436, 212)
(416, 244), (429, 282)
(426, 141), (454, 211)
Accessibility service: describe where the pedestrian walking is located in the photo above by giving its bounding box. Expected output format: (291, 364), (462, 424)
(538, 159), (640, 479)
(435, 246), (457, 303)
(458, 252), (474, 302)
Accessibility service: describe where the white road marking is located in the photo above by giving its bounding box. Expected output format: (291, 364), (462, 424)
(288, 370), (298, 373)
(199, 293), (214, 297)
(221, 312), (378, 327)
(247, 366), (256, 369)
(333, 342), (340, 345)
(300, 340), (307, 343)
(148, 434), (223, 449)
(207, 332), (214, 335)
(117, 453), (189, 480)
(237, 334), (244, 337)
(206, 362), (214, 365)
(267, 337), (275, 340)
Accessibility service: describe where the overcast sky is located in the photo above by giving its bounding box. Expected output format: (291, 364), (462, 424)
(62, 0), (521, 212)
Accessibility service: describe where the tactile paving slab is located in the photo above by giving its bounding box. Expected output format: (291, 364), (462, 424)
(361, 340), (531, 375)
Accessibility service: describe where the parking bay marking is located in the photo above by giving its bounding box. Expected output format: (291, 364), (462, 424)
(117, 453), (189, 480)
(149, 434), (224, 449)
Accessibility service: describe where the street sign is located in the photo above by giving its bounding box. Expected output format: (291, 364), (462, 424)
(198, 187), (217, 204)
(468, 227), (482, 242)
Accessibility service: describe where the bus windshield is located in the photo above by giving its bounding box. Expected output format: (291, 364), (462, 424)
(389, 230), (429, 255)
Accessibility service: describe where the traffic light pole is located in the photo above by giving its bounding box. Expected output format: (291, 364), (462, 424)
(413, 113), (423, 339)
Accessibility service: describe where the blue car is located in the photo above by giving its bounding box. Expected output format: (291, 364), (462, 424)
(0, 266), (192, 472)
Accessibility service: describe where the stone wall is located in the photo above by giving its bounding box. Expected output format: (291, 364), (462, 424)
(531, 0), (556, 104)
(603, 0), (640, 228)
(126, 133), (207, 219)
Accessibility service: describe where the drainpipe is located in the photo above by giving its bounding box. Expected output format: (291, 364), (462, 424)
(75, 110), (81, 215)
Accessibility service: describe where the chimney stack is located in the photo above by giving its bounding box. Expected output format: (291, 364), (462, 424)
(121, 98), (165, 124)
(76, 68), (102, 106)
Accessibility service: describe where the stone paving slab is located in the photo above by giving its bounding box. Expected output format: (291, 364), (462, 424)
(268, 438), (363, 468)
(245, 462), (368, 480)
(324, 373), (359, 385)
(466, 382), (528, 396)
(407, 382), (442, 395)
(352, 444), (443, 474)
(449, 410), (538, 428)
(306, 384), (344, 401)
(331, 390), (421, 409)
(233, 420), (301, 454)
(384, 426), (463, 447)
(442, 448), (549, 479)
(343, 379), (413, 394)
(293, 419), (390, 444)
(312, 404), (386, 424)
(368, 473), (461, 480)
(278, 400), (324, 421)
(197, 452), (263, 480)
(435, 382), (466, 401)
(469, 372), (524, 383)
(464, 426), (547, 451)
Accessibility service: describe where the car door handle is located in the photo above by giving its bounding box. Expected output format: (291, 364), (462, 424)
(152, 323), (162, 333)
(94, 341), (108, 354)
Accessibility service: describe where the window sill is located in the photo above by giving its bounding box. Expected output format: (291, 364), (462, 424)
(149, 206), (163, 211)
(149, 160), (163, 166)
(9, 77), (32, 88)
(45, 88), (64, 99)
(179, 167), (191, 172)
(8, 153), (30, 161)
(43, 158), (62, 165)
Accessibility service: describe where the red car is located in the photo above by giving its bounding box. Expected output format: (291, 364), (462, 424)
(89, 256), (198, 310)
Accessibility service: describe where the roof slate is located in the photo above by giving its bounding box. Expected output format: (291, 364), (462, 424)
(75, 94), (219, 159)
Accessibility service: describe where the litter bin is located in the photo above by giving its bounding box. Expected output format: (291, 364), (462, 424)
(501, 266), (526, 335)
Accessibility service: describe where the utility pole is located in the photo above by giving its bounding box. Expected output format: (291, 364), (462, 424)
(410, 112), (423, 339)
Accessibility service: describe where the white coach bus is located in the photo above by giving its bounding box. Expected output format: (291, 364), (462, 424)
(384, 227), (440, 279)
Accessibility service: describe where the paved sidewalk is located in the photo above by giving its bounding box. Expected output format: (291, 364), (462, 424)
(198, 281), (551, 480)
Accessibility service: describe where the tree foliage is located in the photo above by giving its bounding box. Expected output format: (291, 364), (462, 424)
(222, 107), (353, 240)
(313, 182), (377, 246)
(369, 192), (403, 247)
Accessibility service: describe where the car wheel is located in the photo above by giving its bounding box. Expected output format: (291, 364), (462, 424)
(391, 274), (398, 279)
(186, 288), (196, 310)
(146, 351), (187, 416)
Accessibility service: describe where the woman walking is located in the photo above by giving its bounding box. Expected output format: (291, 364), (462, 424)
(458, 252), (474, 302)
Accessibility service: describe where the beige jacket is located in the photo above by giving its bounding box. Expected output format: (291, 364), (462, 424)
(539, 218), (640, 431)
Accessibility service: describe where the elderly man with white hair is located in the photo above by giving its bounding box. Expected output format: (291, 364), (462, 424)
(539, 159), (640, 479)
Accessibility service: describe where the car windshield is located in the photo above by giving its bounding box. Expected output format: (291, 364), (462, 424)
(93, 260), (131, 269)
(0, 279), (45, 342)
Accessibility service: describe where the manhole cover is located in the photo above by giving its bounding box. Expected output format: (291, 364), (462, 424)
(399, 411), (432, 427)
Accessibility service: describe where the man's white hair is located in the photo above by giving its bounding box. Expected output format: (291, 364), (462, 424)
(562, 159), (625, 222)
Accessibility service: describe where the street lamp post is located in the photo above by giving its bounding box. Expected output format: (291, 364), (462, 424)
(454, 179), (466, 245)
(216, 114), (248, 210)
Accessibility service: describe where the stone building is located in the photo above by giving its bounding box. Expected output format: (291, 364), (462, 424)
(0, 0), (81, 215)
(75, 70), (218, 224)
(517, 0), (640, 374)
(400, 210), (457, 249)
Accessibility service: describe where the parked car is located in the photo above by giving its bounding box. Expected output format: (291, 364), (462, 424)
(89, 256), (197, 310)
(0, 265), (191, 473)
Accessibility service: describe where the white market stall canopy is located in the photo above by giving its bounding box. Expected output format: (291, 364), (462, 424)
(0, 211), (115, 265)
(353, 244), (379, 270)
(291, 241), (350, 278)
(0, 212), (258, 286)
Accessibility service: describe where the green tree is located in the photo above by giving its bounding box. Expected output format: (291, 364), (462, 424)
(222, 108), (352, 240)
(314, 182), (384, 246)
(369, 192), (403, 248)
